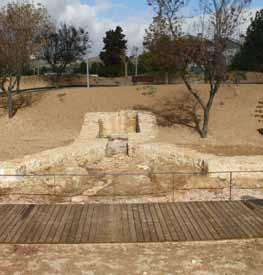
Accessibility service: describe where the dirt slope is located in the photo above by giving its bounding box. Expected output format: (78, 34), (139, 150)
(0, 84), (263, 160)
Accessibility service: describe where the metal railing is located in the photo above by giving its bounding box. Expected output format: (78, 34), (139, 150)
(0, 170), (263, 202)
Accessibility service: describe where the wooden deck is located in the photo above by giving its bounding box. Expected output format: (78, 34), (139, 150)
(0, 201), (263, 244)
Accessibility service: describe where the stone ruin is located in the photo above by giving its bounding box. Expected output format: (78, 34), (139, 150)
(1, 109), (263, 190)
(0, 110), (158, 181)
(77, 110), (157, 157)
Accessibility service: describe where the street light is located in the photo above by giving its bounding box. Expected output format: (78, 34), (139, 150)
(86, 57), (90, 89)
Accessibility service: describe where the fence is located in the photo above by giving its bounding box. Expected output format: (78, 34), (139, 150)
(0, 170), (263, 202)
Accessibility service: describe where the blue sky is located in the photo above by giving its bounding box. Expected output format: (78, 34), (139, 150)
(6, 0), (257, 55)
(83, 0), (263, 21)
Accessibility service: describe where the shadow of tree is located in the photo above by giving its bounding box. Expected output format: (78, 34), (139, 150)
(0, 92), (42, 117)
(134, 94), (203, 135)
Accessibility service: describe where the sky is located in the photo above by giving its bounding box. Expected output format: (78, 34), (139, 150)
(1, 0), (263, 56)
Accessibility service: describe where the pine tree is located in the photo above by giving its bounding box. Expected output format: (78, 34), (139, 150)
(232, 9), (263, 71)
(99, 26), (127, 77)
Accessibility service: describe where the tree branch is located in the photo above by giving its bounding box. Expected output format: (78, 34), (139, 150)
(181, 73), (206, 110)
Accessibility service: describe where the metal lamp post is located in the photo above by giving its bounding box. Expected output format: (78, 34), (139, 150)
(86, 57), (90, 89)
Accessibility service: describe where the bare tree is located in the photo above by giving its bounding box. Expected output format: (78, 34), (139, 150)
(148, 0), (185, 37)
(149, 0), (251, 138)
(42, 24), (90, 77)
(0, 1), (49, 118)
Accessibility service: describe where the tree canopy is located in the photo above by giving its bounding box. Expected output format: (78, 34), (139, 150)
(0, 1), (50, 117)
(231, 9), (263, 72)
(42, 23), (90, 76)
(99, 26), (127, 77)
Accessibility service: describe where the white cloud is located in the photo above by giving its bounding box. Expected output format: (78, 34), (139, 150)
(181, 8), (259, 37)
(0, 0), (150, 55)
(36, 0), (150, 56)
(0, 0), (260, 56)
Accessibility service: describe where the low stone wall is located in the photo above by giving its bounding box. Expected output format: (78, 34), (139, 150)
(0, 75), (133, 91)
(0, 110), (158, 182)
(0, 109), (263, 198)
(77, 110), (158, 143)
(130, 143), (263, 178)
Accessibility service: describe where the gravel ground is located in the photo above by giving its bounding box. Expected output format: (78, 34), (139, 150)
(0, 239), (262, 275)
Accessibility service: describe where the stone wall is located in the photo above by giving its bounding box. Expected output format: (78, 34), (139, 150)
(0, 75), (133, 91)
(131, 143), (263, 179)
(77, 110), (158, 143)
(0, 109), (263, 193)
(0, 110), (158, 183)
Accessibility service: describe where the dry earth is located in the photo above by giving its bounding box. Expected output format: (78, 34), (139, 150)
(0, 84), (263, 161)
(0, 240), (262, 274)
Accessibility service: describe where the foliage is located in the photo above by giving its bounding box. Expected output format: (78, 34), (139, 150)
(231, 9), (263, 72)
(144, 16), (177, 77)
(42, 24), (90, 76)
(0, 0), (50, 118)
(74, 61), (87, 74)
(99, 26), (128, 77)
(148, 0), (251, 138)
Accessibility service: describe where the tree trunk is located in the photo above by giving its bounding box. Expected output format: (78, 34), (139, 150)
(124, 61), (128, 78)
(200, 91), (217, 138)
(16, 75), (21, 93)
(7, 87), (13, 119)
(201, 109), (209, 138)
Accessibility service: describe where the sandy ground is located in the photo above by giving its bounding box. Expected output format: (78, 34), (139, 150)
(0, 240), (262, 274)
(0, 84), (263, 160)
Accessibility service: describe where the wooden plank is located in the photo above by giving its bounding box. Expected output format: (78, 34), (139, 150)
(195, 202), (227, 239)
(163, 203), (186, 241)
(39, 205), (63, 243)
(180, 202), (207, 241)
(60, 205), (77, 243)
(13, 205), (42, 243)
(75, 204), (90, 243)
(170, 203), (193, 241)
(2, 205), (32, 243)
(174, 203), (199, 241)
(158, 203), (179, 241)
(148, 203), (165, 241)
(126, 204), (137, 242)
(204, 202), (239, 239)
(0, 202), (262, 244)
(200, 202), (233, 239)
(45, 205), (68, 243)
(0, 205), (13, 220)
(187, 202), (215, 240)
(131, 204), (144, 242)
(112, 204), (124, 243)
(88, 205), (99, 242)
(154, 204), (172, 241)
(214, 201), (251, 238)
(245, 201), (263, 217)
(142, 204), (159, 242)
(27, 205), (52, 243)
(80, 204), (95, 243)
(0, 205), (21, 237)
(209, 202), (247, 239)
(52, 205), (72, 243)
(66, 205), (84, 244)
(137, 204), (151, 242)
(0, 205), (28, 242)
(233, 201), (263, 235)
(238, 201), (263, 229)
(120, 204), (130, 242)
(221, 201), (261, 238)
(96, 204), (111, 243)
